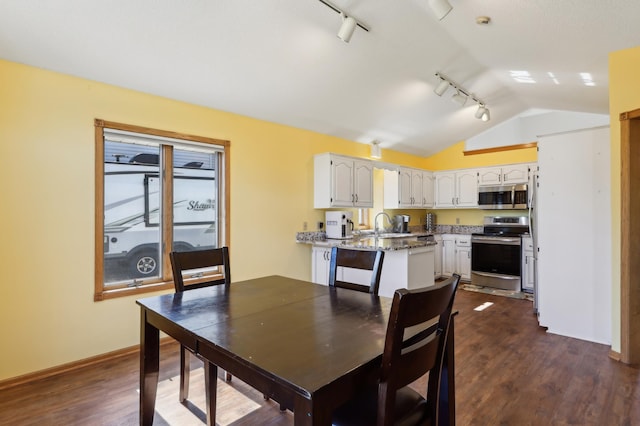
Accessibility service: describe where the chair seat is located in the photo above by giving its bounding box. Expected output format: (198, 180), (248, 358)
(332, 386), (430, 426)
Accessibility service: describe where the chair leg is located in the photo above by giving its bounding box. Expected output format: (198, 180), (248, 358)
(225, 371), (232, 382)
(179, 345), (190, 403)
(204, 361), (217, 426)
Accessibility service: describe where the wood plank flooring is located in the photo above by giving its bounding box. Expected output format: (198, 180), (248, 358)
(1, 289), (638, 425)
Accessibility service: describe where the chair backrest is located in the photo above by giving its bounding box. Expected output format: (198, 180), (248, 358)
(170, 247), (231, 292)
(328, 247), (385, 295)
(378, 274), (461, 426)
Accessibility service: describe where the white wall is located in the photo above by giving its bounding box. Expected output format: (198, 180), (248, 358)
(536, 126), (611, 344)
(466, 109), (610, 150)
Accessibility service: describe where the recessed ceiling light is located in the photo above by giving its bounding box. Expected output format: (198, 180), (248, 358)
(476, 16), (491, 25)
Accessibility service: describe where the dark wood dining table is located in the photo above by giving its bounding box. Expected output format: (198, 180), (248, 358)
(137, 275), (456, 425)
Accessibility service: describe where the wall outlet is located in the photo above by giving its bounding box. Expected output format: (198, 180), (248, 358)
(303, 221), (308, 231)
(456, 217), (460, 224)
(318, 221), (324, 231)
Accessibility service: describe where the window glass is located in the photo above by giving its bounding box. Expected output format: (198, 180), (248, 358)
(95, 120), (228, 300)
(103, 141), (161, 284)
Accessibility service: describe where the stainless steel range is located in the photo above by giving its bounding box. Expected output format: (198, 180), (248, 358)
(471, 216), (529, 291)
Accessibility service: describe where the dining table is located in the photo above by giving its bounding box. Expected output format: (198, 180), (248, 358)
(137, 275), (456, 425)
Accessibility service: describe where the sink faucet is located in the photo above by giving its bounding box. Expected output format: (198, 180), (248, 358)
(374, 212), (392, 235)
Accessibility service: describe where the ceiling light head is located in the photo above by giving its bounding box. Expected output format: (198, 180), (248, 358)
(481, 108), (490, 121)
(475, 104), (487, 119)
(434, 78), (450, 96)
(338, 13), (357, 42)
(428, 0), (453, 20)
(451, 90), (468, 106)
(370, 140), (382, 159)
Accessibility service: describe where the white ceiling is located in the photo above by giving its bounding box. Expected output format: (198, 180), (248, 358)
(1, 0), (638, 157)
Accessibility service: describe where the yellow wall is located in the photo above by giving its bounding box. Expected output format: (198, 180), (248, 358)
(608, 45), (640, 353)
(0, 59), (427, 381)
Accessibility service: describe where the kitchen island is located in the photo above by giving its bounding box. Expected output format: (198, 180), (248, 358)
(297, 232), (437, 298)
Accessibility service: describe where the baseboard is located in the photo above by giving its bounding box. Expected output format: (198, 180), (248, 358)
(609, 349), (622, 362)
(0, 337), (176, 391)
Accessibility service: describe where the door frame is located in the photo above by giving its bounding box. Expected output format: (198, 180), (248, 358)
(620, 108), (640, 364)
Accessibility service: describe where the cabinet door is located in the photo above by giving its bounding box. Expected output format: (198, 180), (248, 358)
(353, 160), (373, 207)
(502, 164), (530, 184)
(455, 246), (471, 280)
(478, 167), (503, 185)
(331, 157), (354, 207)
(434, 236), (443, 277)
(410, 170), (424, 208)
(398, 168), (413, 207)
(311, 247), (331, 285)
(456, 171), (478, 207)
(435, 173), (456, 208)
(441, 236), (456, 276)
(422, 172), (434, 208)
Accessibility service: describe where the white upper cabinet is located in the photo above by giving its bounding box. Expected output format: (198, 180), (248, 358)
(478, 164), (530, 186)
(435, 170), (478, 208)
(384, 167), (432, 209)
(314, 153), (373, 208)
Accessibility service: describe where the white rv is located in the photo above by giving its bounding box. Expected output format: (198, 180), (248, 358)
(103, 152), (217, 282)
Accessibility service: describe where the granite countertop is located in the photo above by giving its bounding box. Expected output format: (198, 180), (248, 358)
(295, 224), (482, 251)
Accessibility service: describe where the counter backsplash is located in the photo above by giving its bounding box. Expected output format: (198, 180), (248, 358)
(296, 224), (483, 242)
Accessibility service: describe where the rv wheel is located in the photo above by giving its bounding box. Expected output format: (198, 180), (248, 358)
(129, 250), (158, 277)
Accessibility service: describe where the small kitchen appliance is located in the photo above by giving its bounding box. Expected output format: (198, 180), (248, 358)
(392, 215), (410, 233)
(325, 211), (354, 239)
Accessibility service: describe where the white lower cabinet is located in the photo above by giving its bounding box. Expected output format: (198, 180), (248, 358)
(455, 235), (471, 281)
(310, 245), (435, 297)
(439, 234), (471, 281)
(522, 236), (535, 293)
(311, 246), (332, 285)
(441, 235), (456, 276)
(434, 235), (443, 278)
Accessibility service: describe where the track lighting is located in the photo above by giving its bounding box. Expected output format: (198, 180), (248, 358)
(451, 90), (468, 106)
(435, 72), (490, 121)
(370, 140), (381, 159)
(428, 0), (453, 21)
(338, 13), (357, 42)
(319, 0), (370, 43)
(434, 78), (450, 96)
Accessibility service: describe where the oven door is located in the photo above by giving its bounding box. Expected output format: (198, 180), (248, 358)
(471, 235), (522, 291)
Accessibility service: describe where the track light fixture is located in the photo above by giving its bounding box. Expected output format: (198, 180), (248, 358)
(427, 0), (453, 21)
(434, 72), (490, 121)
(318, 0), (370, 43)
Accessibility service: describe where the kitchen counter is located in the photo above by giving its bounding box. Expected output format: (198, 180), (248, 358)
(296, 231), (437, 251)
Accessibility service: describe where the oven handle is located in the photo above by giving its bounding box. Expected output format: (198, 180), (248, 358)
(471, 271), (521, 281)
(471, 236), (521, 245)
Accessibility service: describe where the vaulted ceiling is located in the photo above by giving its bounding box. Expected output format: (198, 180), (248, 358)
(1, 0), (639, 156)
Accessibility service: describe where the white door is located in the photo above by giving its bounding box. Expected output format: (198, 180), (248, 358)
(435, 173), (455, 208)
(455, 171), (478, 207)
(353, 160), (373, 207)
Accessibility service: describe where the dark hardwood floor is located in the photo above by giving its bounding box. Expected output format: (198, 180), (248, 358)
(1, 289), (638, 425)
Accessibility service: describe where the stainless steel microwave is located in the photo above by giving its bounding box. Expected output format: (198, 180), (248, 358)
(478, 184), (529, 209)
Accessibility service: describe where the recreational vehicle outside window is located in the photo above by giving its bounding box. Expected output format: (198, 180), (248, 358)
(94, 119), (229, 301)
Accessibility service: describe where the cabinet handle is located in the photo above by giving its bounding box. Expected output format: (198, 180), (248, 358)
(452, 197), (455, 205)
(352, 194), (355, 203)
(356, 194), (358, 202)
(456, 197), (459, 204)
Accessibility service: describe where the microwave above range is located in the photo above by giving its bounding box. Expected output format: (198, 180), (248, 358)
(478, 184), (529, 210)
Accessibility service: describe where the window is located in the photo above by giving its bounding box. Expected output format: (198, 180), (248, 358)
(94, 120), (229, 300)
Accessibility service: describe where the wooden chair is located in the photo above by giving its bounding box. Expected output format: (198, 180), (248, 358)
(170, 247), (283, 418)
(328, 247), (385, 295)
(170, 247), (231, 423)
(332, 274), (461, 426)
